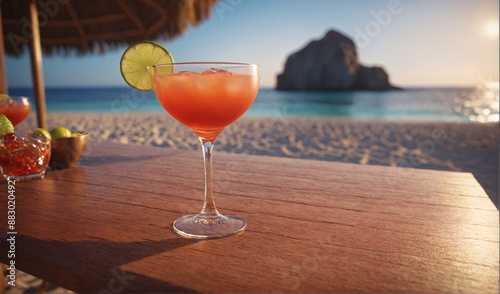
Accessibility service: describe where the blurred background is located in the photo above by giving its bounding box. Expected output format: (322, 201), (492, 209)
(3, 0), (499, 122)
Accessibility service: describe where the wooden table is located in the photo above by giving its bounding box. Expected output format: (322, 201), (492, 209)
(0, 141), (498, 293)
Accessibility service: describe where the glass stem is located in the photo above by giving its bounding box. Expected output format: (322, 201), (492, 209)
(199, 137), (221, 218)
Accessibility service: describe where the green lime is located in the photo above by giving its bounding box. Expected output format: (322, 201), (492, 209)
(120, 40), (174, 91)
(0, 114), (14, 137)
(32, 128), (51, 139)
(71, 132), (83, 137)
(50, 127), (72, 139)
(0, 94), (12, 103)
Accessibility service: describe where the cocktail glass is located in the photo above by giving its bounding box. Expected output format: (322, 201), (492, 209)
(0, 134), (51, 181)
(154, 62), (260, 239)
(0, 96), (31, 127)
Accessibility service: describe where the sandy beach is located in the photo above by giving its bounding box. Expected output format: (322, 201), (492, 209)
(7, 112), (499, 293)
(16, 112), (499, 206)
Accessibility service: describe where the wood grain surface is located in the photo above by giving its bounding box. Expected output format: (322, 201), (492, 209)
(0, 141), (498, 293)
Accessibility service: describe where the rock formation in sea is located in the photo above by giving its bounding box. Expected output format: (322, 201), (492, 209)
(276, 30), (398, 91)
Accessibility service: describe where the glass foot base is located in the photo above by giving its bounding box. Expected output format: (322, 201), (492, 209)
(4, 171), (46, 182)
(173, 214), (246, 239)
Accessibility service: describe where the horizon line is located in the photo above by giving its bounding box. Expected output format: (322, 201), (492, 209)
(5, 84), (487, 90)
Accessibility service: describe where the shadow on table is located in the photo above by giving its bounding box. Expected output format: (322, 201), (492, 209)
(8, 234), (201, 293)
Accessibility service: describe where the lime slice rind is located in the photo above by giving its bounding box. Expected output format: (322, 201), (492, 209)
(32, 128), (52, 140)
(0, 114), (15, 137)
(120, 41), (174, 91)
(0, 94), (12, 103)
(50, 127), (72, 139)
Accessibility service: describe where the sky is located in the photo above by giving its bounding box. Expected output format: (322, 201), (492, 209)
(4, 0), (500, 88)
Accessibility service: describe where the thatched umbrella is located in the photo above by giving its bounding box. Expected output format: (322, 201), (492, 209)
(0, 0), (217, 129)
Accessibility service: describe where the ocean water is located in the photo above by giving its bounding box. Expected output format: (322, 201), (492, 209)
(8, 83), (499, 123)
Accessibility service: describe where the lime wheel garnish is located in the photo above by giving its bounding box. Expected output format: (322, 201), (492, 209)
(120, 40), (174, 91)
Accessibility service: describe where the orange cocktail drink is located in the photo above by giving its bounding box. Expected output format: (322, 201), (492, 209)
(154, 70), (259, 138)
(153, 63), (260, 239)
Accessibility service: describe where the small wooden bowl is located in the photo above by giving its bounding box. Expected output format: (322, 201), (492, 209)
(49, 132), (89, 169)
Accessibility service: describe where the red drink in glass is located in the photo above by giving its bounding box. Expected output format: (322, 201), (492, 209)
(0, 134), (51, 181)
(0, 97), (31, 127)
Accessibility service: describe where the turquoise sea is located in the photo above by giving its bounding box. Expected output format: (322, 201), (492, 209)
(8, 83), (499, 123)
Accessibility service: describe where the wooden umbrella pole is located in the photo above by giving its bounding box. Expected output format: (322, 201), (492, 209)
(28, 0), (47, 129)
(0, 3), (8, 94)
